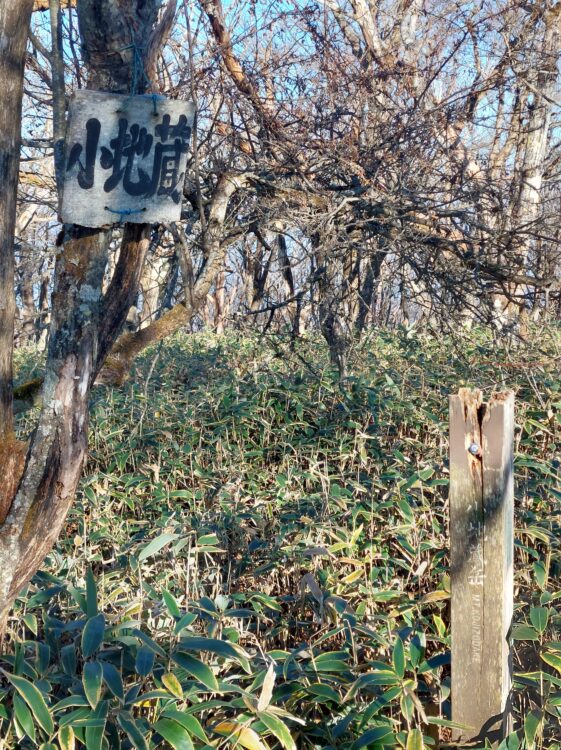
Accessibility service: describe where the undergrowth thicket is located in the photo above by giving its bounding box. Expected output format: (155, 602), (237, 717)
(2, 327), (561, 749)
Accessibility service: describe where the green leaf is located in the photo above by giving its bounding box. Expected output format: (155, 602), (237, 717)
(258, 712), (297, 750)
(418, 467), (434, 481)
(306, 683), (341, 703)
(85, 702), (108, 750)
(36, 642), (51, 674)
(68, 586), (88, 614)
(406, 728), (423, 750)
(178, 636), (251, 673)
(497, 731), (521, 750)
(533, 561), (547, 590)
(138, 532), (178, 561)
(524, 709), (542, 749)
(57, 707), (95, 728)
(53, 696), (90, 712)
(85, 568), (98, 618)
(351, 725), (395, 749)
(3, 670), (54, 735)
(400, 692), (414, 723)
(128, 689), (170, 703)
(83, 661), (103, 709)
(117, 712), (149, 750)
(511, 625), (539, 641)
(197, 533), (220, 546)
(541, 651), (561, 674)
(312, 651), (350, 672)
(432, 615), (446, 637)
(58, 726), (76, 750)
(529, 607), (549, 635)
(358, 670), (399, 686)
(392, 637), (405, 679)
(409, 635), (424, 669)
(82, 614), (105, 658)
(61, 644), (77, 675)
(162, 671), (183, 699)
(171, 651), (219, 691)
(425, 717), (472, 730)
(162, 589), (181, 618)
(135, 646), (155, 677)
(85, 723), (104, 750)
(22, 613), (38, 636)
(154, 718), (195, 750)
(13, 693), (36, 742)
(132, 629), (167, 658)
(101, 661), (125, 702)
(173, 612), (198, 635)
(161, 710), (209, 743)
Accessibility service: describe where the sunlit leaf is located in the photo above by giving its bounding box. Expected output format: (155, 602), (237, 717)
(171, 651), (219, 691)
(213, 721), (268, 750)
(162, 671), (183, 699)
(258, 712), (296, 750)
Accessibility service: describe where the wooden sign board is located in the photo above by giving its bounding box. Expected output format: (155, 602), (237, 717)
(449, 389), (514, 743)
(61, 91), (195, 227)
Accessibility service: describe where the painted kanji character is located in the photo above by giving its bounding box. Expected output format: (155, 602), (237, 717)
(100, 118), (154, 196)
(152, 114), (191, 203)
(66, 117), (101, 190)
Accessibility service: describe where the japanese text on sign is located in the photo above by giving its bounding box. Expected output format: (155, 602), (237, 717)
(61, 91), (195, 227)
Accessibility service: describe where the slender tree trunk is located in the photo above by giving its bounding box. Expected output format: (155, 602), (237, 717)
(276, 232), (301, 334)
(19, 264), (37, 343)
(314, 235), (349, 379)
(0, 0), (34, 443)
(501, 6), (561, 322)
(0, 5), (35, 611)
(140, 249), (168, 327)
(214, 269), (226, 333)
(38, 264), (51, 347)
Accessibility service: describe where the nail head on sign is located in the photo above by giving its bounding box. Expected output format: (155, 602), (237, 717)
(468, 443), (480, 455)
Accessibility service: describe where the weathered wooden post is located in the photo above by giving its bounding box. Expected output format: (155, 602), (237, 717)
(449, 389), (514, 743)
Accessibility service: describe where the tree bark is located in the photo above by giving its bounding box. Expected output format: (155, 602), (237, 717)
(0, 0), (178, 635)
(498, 5), (561, 322)
(0, 0), (34, 442)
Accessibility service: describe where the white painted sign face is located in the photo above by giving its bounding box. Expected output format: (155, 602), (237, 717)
(61, 90), (195, 227)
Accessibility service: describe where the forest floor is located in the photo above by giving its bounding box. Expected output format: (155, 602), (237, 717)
(2, 326), (561, 749)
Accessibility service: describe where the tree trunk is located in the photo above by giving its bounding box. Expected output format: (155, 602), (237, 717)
(314, 235), (349, 380)
(213, 269), (226, 333)
(0, 0), (177, 636)
(0, 3), (35, 605)
(38, 264), (51, 348)
(18, 264), (37, 343)
(499, 6), (561, 322)
(0, 0), (34, 443)
(140, 246), (169, 327)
